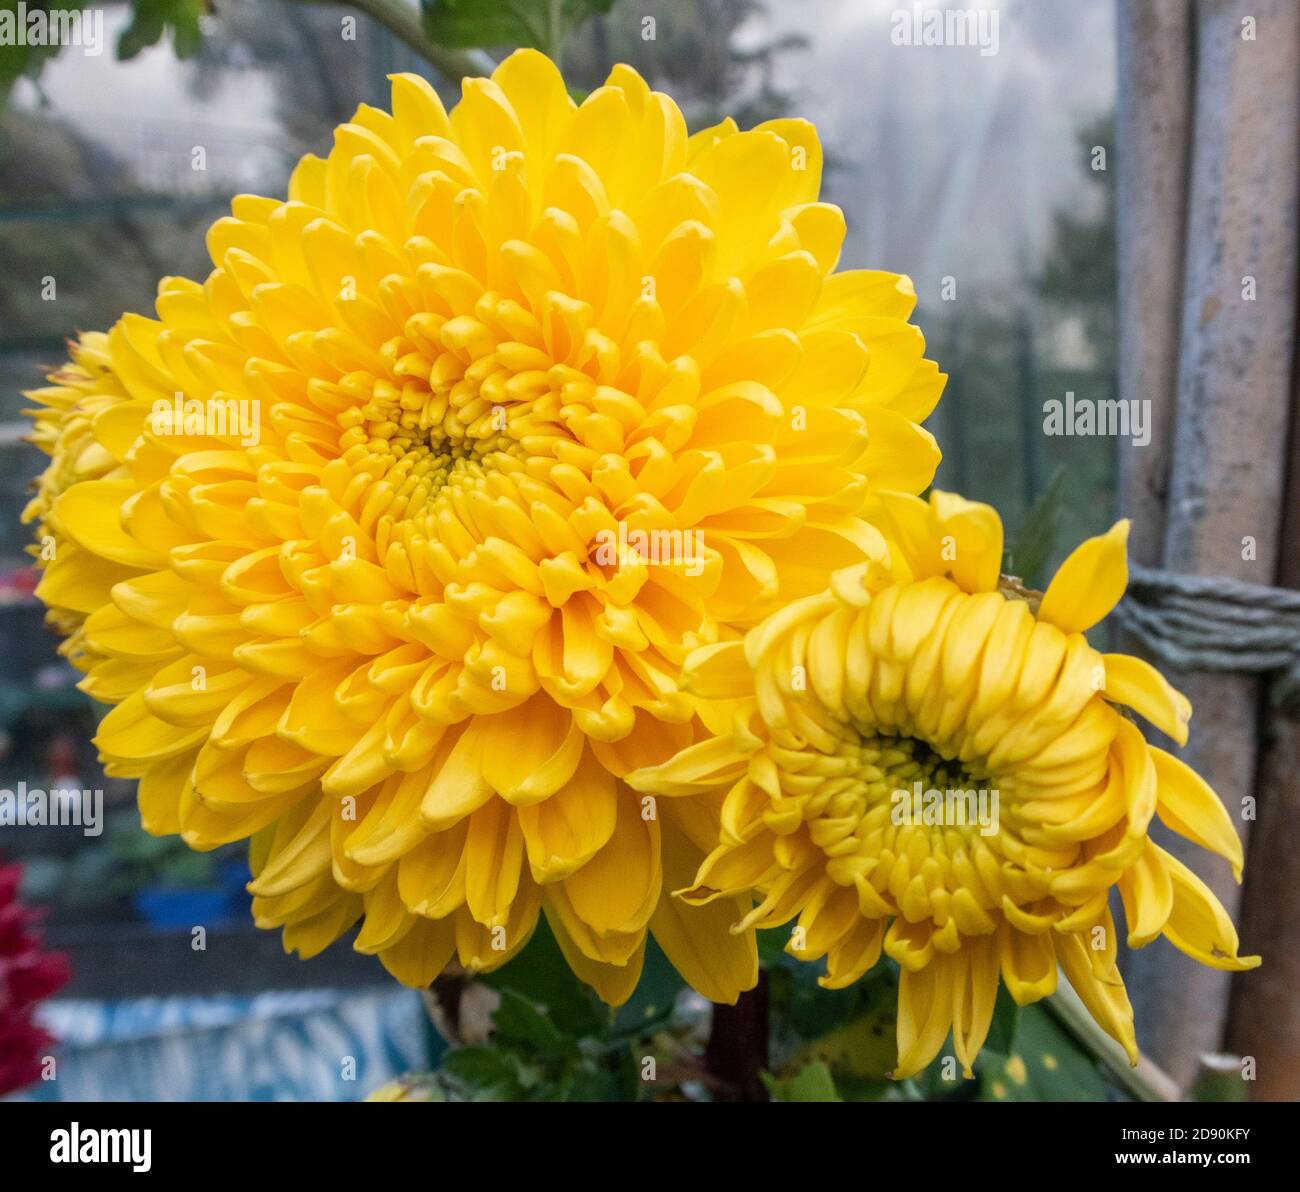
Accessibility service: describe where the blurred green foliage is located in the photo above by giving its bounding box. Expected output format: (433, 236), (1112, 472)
(117, 0), (207, 60)
(387, 919), (1124, 1102)
(20, 809), (234, 909)
(420, 0), (616, 59)
(765, 938), (1112, 1103)
(398, 920), (681, 1101)
(0, 2), (82, 98)
(1004, 464), (1067, 588)
(0, 1), (207, 104)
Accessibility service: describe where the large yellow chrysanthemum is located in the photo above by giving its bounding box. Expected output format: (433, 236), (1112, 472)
(24, 51), (944, 1003)
(629, 490), (1258, 1074)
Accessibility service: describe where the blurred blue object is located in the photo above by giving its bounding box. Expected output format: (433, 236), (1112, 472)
(132, 888), (238, 929)
(130, 858), (252, 928)
(8, 987), (440, 1101)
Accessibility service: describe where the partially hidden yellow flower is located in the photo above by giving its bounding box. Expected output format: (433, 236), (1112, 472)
(629, 490), (1258, 1075)
(23, 51), (944, 1004)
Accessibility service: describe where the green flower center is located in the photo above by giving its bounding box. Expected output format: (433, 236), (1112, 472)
(871, 736), (989, 801)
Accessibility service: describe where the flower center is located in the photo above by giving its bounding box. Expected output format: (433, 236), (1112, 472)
(333, 322), (574, 529)
(775, 730), (994, 838)
(871, 736), (989, 805)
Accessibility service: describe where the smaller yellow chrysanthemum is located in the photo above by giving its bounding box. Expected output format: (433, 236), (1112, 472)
(22, 332), (135, 648)
(629, 490), (1258, 1078)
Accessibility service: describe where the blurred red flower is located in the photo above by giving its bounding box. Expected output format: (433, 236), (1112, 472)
(0, 863), (70, 1095)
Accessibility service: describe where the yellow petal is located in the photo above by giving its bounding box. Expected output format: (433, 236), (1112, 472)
(491, 49), (576, 165)
(455, 879), (542, 973)
(37, 544), (138, 615)
(246, 798), (333, 898)
(1103, 653), (1191, 745)
(562, 790), (661, 936)
(861, 408), (940, 495)
(281, 894), (362, 961)
(420, 723), (494, 830)
(388, 72), (452, 144)
(1056, 929), (1139, 1064)
(789, 881), (859, 962)
(354, 870), (415, 954)
(650, 805), (757, 1004)
(997, 921), (1058, 1004)
(1037, 520), (1130, 635)
(679, 640), (753, 699)
(820, 916), (885, 989)
(397, 819), (469, 918)
(540, 874), (643, 966)
(95, 690), (209, 770)
(377, 915), (457, 987)
(625, 734), (750, 797)
(949, 936), (999, 1077)
(1117, 842), (1173, 947)
(1151, 747), (1244, 880)
(892, 960), (954, 1079)
(1158, 846), (1259, 971)
(480, 697), (584, 805)
(1113, 716), (1158, 836)
(53, 478), (162, 569)
(136, 750), (194, 836)
(929, 489), (1003, 593)
(516, 748), (618, 881)
(682, 833), (779, 904)
(464, 797), (525, 925)
(544, 902), (645, 1007)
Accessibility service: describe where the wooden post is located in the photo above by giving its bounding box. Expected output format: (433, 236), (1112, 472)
(1113, 0), (1191, 569)
(1114, 0), (1192, 1054)
(1228, 358), (1300, 1099)
(1122, 0), (1300, 1088)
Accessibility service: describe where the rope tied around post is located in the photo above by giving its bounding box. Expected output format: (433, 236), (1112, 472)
(1115, 562), (1300, 715)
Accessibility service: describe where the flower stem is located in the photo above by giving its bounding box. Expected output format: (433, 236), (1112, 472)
(705, 971), (770, 1101)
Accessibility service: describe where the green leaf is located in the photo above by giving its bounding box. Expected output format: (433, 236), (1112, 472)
(756, 925), (792, 968)
(1004, 464), (1067, 587)
(781, 995), (898, 1082)
(480, 917), (606, 1039)
(0, 3), (91, 101)
(611, 935), (684, 1036)
(439, 1045), (521, 1100)
(782, 950), (893, 1042)
(118, 0), (206, 61)
(765, 1060), (842, 1103)
(491, 988), (579, 1058)
(985, 984), (1021, 1055)
(421, 0), (616, 58)
(976, 1004), (1109, 1102)
(559, 1055), (635, 1102)
(428, 919), (688, 1102)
